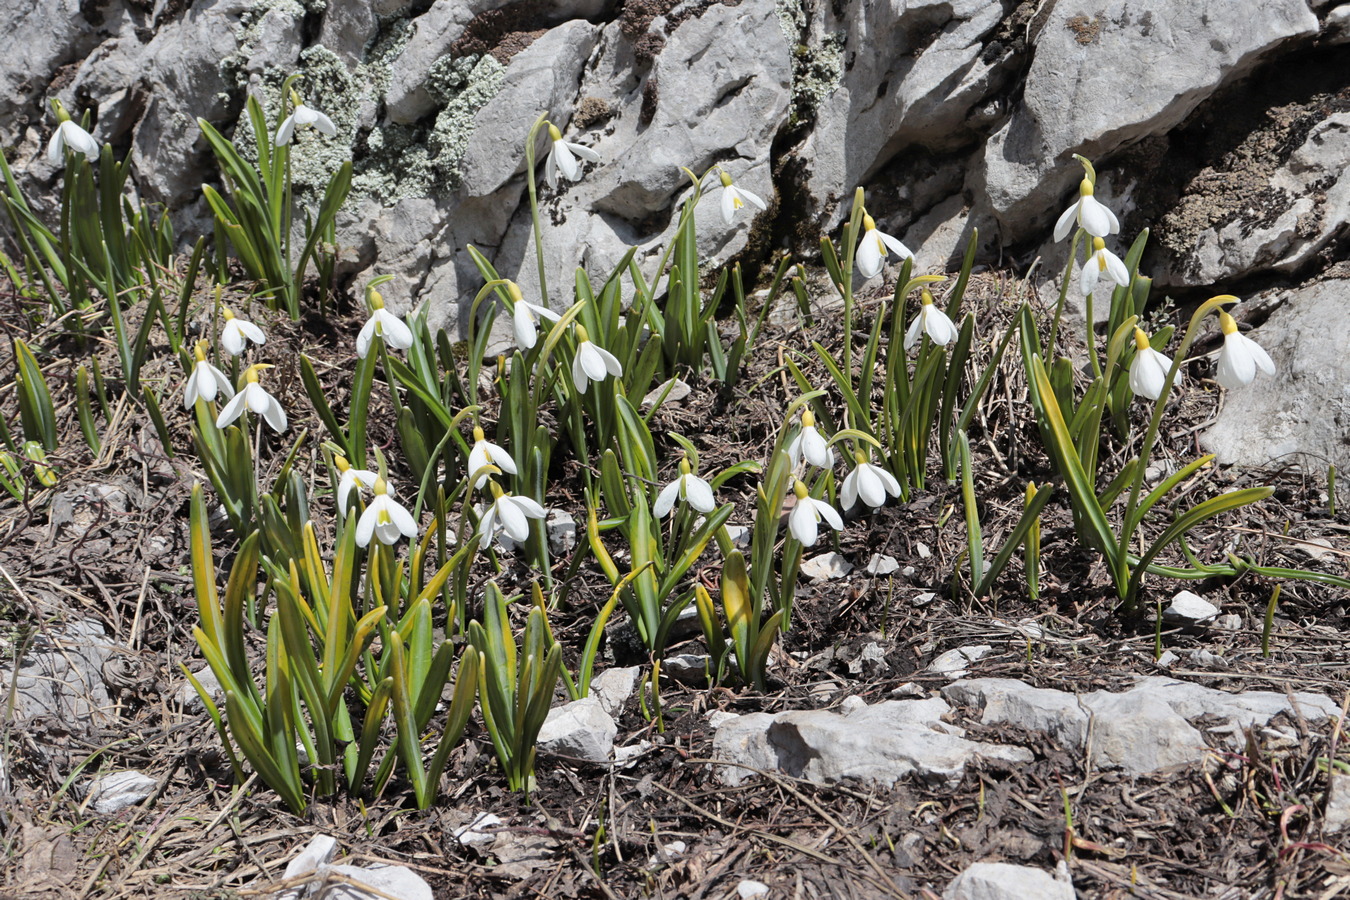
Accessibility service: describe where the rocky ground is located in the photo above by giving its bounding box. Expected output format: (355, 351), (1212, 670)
(1, 271), (1349, 900)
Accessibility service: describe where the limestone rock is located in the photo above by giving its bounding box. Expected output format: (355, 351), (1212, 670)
(87, 771), (157, 815)
(981, 0), (1319, 238)
(927, 645), (992, 678)
(800, 551), (851, 581)
(3, 620), (118, 727)
(1202, 280), (1350, 470)
(588, 666), (640, 717)
(536, 697), (617, 764)
(709, 696), (1032, 788)
(943, 862), (1074, 900)
(1162, 590), (1220, 627)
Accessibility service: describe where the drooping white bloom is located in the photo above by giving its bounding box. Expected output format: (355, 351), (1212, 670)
(718, 170), (767, 225)
(570, 324), (622, 393)
(468, 425), (518, 489)
(653, 457), (716, 518)
(786, 409), (835, 469)
(356, 289), (413, 358)
(220, 307), (266, 357)
(334, 454), (379, 515)
(904, 289), (959, 351)
(355, 478), (418, 547)
(183, 341), (234, 409)
(1079, 236), (1131, 296)
(543, 123), (601, 189)
(1214, 309), (1275, 390)
(507, 282), (561, 350)
(855, 213), (913, 280)
(787, 479), (843, 548)
(1054, 177), (1120, 241)
(478, 482), (547, 550)
(840, 451), (902, 511)
(1128, 328), (1173, 402)
(215, 365), (287, 431)
(275, 99), (337, 146)
(46, 118), (99, 165)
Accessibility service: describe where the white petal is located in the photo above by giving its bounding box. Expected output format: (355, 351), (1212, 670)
(544, 150), (559, 190)
(1079, 197), (1116, 238)
(857, 465), (887, 509)
(377, 310), (414, 350)
(786, 432), (803, 467)
(184, 369), (203, 409)
(1053, 202), (1078, 242)
(904, 314), (925, 351)
(1104, 251), (1130, 286)
(683, 475), (715, 513)
(388, 500), (418, 538)
(802, 427), (833, 468)
(488, 443), (518, 475)
(209, 366), (235, 401)
(579, 344), (609, 381)
(216, 391), (248, 428)
(46, 129), (64, 165)
(720, 187), (737, 224)
(789, 503), (818, 547)
(527, 301), (561, 322)
(594, 344), (623, 377)
(294, 106), (319, 127)
(737, 186), (767, 211)
(237, 320), (267, 346)
(468, 444), (490, 488)
(497, 498), (530, 543)
(565, 141), (600, 164)
(879, 232), (913, 259)
(245, 383), (269, 414)
(1247, 336), (1275, 376)
(856, 233), (883, 279)
(814, 498), (844, 531)
(275, 113), (297, 146)
(64, 122), (99, 161)
(571, 351), (589, 393)
(355, 505), (378, 547)
(337, 471), (357, 513)
(311, 110), (337, 136)
(221, 322), (245, 356)
(514, 303), (538, 350)
(511, 496), (546, 519)
(653, 480), (681, 518)
(924, 307), (958, 346)
(478, 507), (498, 549)
(1130, 348), (1171, 401)
(262, 395), (287, 432)
(552, 141), (579, 181)
(876, 465), (901, 498)
(356, 317), (377, 358)
(840, 469), (859, 511)
(1080, 256), (1100, 296)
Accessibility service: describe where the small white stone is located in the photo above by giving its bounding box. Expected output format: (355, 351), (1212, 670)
(927, 645), (992, 678)
(901, 566), (916, 577)
(87, 771), (157, 815)
(1327, 774), (1350, 833)
(707, 710), (739, 729)
(913, 591), (938, 607)
(866, 553), (900, 576)
(589, 666), (640, 717)
(724, 524), (751, 548)
(546, 508), (577, 555)
(916, 542), (932, 559)
(642, 377), (692, 408)
(800, 551), (852, 581)
(176, 666), (223, 713)
(1155, 650), (1179, 668)
(738, 880), (770, 898)
(1214, 613), (1242, 631)
(840, 696), (867, 716)
(1163, 590), (1220, 626)
(455, 812), (503, 847)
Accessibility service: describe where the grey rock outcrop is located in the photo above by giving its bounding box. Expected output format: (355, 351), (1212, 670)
(1202, 280), (1350, 470)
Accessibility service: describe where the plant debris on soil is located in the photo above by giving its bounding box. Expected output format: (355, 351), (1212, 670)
(1, 265), (1349, 900)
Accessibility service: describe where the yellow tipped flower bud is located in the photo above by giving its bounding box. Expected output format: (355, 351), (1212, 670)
(678, 457), (693, 476)
(289, 88), (303, 107)
(335, 454), (351, 473)
(1133, 327), (1151, 351)
(368, 288), (385, 311)
(920, 288), (936, 307)
(507, 281), (524, 303)
(488, 480), (505, 501)
(372, 476), (389, 496)
(222, 306), (237, 321)
(854, 448), (868, 466)
(547, 123), (562, 142)
(496, 354), (507, 378)
(193, 340), (210, 362)
(801, 409), (816, 428)
(1091, 236), (1106, 253)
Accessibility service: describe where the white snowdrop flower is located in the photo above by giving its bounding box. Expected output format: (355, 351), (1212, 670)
(1128, 327), (1173, 402)
(543, 122), (600, 189)
(220, 307), (266, 357)
(1054, 176), (1120, 242)
(855, 213), (913, 280)
(355, 477), (418, 547)
(46, 117), (99, 165)
(275, 95), (337, 146)
(215, 364), (287, 432)
(507, 281), (560, 350)
(468, 425), (518, 490)
(570, 324), (622, 393)
(1214, 309), (1276, 390)
(333, 454), (379, 516)
(1079, 236), (1131, 296)
(787, 479), (843, 548)
(478, 482), (547, 550)
(653, 457), (716, 518)
(183, 341), (234, 409)
(841, 450), (902, 511)
(904, 289), (959, 351)
(718, 170), (767, 225)
(356, 288), (413, 358)
(786, 409), (835, 469)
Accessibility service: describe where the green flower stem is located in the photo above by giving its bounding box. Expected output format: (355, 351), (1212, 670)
(1115, 294), (1238, 613)
(1046, 229), (1083, 357)
(524, 114), (549, 307)
(839, 187), (865, 399)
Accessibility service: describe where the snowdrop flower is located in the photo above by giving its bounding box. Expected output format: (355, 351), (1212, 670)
(333, 454), (379, 515)
(1054, 176), (1120, 241)
(571, 324), (622, 393)
(543, 122), (600, 189)
(216, 364), (287, 432)
(786, 409), (835, 469)
(220, 307), (266, 357)
(718, 170), (767, 225)
(841, 450), (902, 512)
(355, 477), (418, 547)
(1214, 309), (1275, 390)
(1079, 236), (1130, 296)
(46, 102), (99, 165)
(787, 479), (843, 548)
(856, 213), (913, 280)
(356, 288), (413, 358)
(1128, 327), (1173, 402)
(183, 341), (234, 409)
(478, 481), (547, 550)
(507, 281), (560, 350)
(275, 92), (337, 146)
(904, 289), (959, 351)
(653, 457), (716, 518)
(468, 425), (518, 489)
